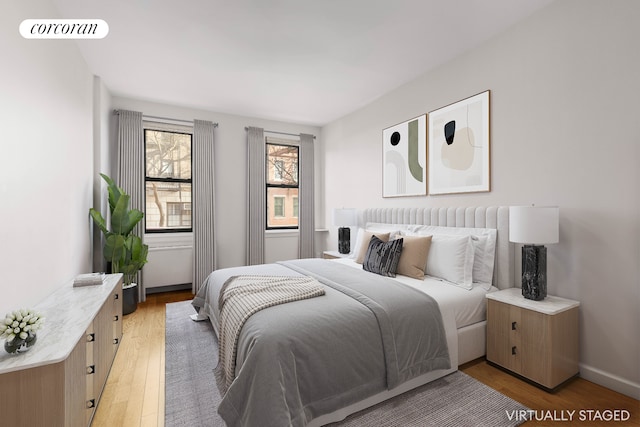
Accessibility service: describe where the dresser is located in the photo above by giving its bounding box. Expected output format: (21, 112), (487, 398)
(486, 288), (579, 390)
(0, 274), (123, 426)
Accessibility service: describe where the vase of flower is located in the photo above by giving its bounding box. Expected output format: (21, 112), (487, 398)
(4, 332), (37, 354)
(1, 309), (44, 355)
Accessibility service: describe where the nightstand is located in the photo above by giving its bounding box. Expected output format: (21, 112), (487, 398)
(486, 288), (579, 390)
(323, 250), (350, 260)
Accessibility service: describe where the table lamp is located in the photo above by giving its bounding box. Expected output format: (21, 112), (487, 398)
(332, 208), (357, 254)
(509, 206), (559, 300)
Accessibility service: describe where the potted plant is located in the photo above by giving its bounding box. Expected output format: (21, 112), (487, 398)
(90, 173), (149, 315)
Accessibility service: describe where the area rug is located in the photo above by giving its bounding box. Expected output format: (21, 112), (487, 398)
(165, 300), (529, 427)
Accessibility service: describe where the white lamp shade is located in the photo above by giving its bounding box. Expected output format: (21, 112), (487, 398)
(332, 208), (357, 227)
(509, 206), (559, 244)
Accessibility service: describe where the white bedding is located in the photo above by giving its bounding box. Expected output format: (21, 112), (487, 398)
(332, 257), (496, 329)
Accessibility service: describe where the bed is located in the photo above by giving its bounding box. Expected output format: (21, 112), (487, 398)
(192, 206), (514, 427)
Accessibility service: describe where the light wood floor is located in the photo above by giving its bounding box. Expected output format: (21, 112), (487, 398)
(93, 290), (639, 427)
(92, 290), (193, 427)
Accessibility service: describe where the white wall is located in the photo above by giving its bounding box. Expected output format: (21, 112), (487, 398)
(92, 76), (112, 272)
(321, 0), (640, 398)
(0, 1), (94, 314)
(111, 96), (322, 272)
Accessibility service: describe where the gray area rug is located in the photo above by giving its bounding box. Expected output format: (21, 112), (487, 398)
(165, 300), (529, 427)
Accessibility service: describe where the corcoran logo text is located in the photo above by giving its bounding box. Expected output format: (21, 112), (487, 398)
(20, 19), (109, 39)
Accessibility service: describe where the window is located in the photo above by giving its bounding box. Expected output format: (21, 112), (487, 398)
(145, 129), (192, 232)
(167, 202), (192, 227)
(266, 140), (298, 229)
(273, 196), (285, 217)
(274, 160), (285, 181)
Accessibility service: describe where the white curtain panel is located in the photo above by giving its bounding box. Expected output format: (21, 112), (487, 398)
(247, 127), (266, 265)
(299, 134), (315, 258)
(116, 109), (145, 301)
(192, 119), (217, 294)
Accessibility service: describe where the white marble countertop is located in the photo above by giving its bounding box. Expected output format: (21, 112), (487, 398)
(486, 287), (580, 315)
(0, 274), (122, 375)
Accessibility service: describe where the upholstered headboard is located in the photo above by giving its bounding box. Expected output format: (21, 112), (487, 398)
(358, 207), (514, 290)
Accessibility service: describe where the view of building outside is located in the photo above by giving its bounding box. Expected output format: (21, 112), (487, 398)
(266, 141), (299, 229)
(144, 129), (192, 231)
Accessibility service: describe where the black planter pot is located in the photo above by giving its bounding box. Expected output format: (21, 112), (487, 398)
(122, 284), (139, 315)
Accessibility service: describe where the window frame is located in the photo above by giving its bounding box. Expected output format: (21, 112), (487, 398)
(144, 127), (193, 234)
(266, 140), (299, 230)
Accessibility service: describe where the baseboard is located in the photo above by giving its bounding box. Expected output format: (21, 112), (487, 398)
(580, 363), (640, 400)
(145, 283), (192, 294)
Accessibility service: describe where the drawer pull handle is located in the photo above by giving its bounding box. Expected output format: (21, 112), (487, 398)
(114, 315), (119, 321)
(87, 365), (95, 375)
(511, 321), (517, 330)
(114, 338), (119, 345)
(87, 399), (95, 409)
(512, 346), (517, 355)
(87, 333), (95, 342)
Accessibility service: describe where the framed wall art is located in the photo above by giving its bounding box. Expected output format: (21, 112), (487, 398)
(382, 115), (427, 197)
(428, 91), (490, 195)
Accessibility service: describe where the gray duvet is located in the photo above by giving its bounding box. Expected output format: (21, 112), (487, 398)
(192, 258), (450, 427)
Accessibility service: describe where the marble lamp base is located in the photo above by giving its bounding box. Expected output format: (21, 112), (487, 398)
(338, 227), (351, 254)
(522, 244), (547, 301)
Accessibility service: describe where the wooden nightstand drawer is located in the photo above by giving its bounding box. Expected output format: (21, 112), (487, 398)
(486, 289), (579, 389)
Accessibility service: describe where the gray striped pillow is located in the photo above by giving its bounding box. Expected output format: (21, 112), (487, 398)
(363, 236), (404, 277)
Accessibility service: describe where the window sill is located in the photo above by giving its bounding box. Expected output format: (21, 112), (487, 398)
(143, 232), (193, 248)
(265, 229), (299, 238)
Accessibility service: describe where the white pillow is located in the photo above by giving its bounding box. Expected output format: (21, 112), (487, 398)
(410, 225), (496, 289)
(349, 227), (365, 259)
(470, 235), (494, 289)
(424, 234), (475, 290)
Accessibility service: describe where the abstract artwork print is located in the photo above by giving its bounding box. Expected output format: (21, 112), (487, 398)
(382, 115), (427, 197)
(428, 91), (490, 195)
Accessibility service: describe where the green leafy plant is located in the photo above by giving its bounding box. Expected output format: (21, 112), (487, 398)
(90, 173), (149, 286)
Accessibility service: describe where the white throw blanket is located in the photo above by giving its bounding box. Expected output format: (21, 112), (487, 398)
(216, 275), (325, 391)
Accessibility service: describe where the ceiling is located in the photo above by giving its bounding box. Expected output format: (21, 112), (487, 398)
(52, 0), (554, 126)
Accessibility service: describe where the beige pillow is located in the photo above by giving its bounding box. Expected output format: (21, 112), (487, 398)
(355, 231), (390, 264)
(396, 235), (432, 279)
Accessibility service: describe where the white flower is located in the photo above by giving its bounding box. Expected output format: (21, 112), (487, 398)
(1, 309), (44, 343)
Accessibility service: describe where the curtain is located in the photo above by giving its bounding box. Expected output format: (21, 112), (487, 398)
(299, 133), (315, 258)
(247, 127), (265, 265)
(116, 110), (145, 301)
(192, 120), (217, 294)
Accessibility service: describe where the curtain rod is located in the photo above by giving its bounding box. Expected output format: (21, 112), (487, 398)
(245, 127), (315, 139)
(113, 110), (218, 128)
